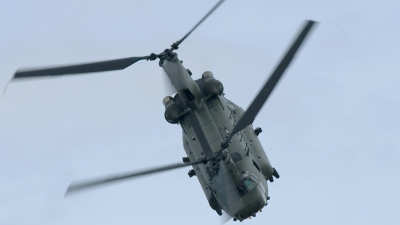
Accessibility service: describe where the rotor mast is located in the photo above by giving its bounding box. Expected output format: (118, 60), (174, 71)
(160, 52), (203, 110)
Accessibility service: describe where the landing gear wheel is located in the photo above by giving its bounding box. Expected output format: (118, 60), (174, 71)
(273, 167), (280, 178)
(268, 176), (274, 182)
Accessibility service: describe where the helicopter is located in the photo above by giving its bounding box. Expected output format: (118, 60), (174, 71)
(10, 0), (316, 222)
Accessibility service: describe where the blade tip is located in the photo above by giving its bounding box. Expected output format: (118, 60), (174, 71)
(306, 20), (318, 26)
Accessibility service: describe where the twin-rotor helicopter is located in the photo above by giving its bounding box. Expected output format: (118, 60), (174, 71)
(10, 0), (316, 222)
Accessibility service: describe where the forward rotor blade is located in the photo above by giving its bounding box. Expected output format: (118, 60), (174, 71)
(230, 20), (316, 137)
(13, 56), (149, 79)
(172, 0), (225, 49)
(65, 160), (203, 196)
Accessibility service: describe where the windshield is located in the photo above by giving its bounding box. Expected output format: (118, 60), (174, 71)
(243, 179), (256, 192)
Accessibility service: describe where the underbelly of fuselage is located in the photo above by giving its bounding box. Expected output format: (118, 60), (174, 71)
(178, 93), (271, 220)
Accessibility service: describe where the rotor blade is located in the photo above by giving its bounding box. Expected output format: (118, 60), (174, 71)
(171, 0), (225, 49)
(229, 20), (316, 137)
(220, 210), (232, 224)
(13, 56), (149, 79)
(65, 160), (203, 196)
(162, 69), (177, 96)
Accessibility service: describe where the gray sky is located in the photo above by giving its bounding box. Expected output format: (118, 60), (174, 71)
(1, 0), (400, 224)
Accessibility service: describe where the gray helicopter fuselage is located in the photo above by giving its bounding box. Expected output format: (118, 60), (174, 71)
(15, 1), (313, 221)
(161, 55), (275, 220)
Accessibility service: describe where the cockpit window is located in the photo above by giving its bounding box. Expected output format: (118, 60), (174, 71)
(243, 179), (256, 192)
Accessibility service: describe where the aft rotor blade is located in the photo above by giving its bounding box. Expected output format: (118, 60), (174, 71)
(171, 0), (225, 49)
(230, 20), (316, 137)
(13, 56), (149, 79)
(220, 211), (232, 224)
(65, 160), (203, 196)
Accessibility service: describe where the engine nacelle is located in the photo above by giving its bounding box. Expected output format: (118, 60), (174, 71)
(163, 96), (183, 124)
(202, 71), (224, 96)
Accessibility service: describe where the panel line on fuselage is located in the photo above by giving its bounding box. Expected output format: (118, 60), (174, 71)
(188, 112), (214, 158)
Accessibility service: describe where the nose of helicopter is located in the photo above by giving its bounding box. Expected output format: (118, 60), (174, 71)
(234, 186), (266, 220)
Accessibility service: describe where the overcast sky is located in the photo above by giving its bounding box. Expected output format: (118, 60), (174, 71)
(1, 0), (400, 224)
